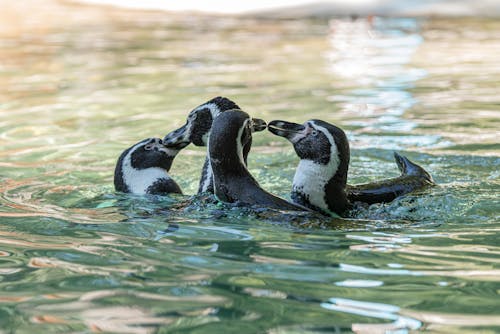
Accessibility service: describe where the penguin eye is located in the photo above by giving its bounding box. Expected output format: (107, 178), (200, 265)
(144, 144), (154, 150)
(311, 129), (318, 136)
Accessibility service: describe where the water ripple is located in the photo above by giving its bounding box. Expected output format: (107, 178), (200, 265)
(0, 5), (499, 333)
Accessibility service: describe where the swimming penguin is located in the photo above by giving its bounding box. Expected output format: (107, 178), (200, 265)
(268, 119), (351, 216)
(268, 119), (435, 216)
(163, 97), (266, 194)
(114, 137), (185, 195)
(209, 110), (308, 211)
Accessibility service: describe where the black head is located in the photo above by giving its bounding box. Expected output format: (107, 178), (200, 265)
(120, 138), (179, 172)
(209, 110), (264, 170)
(114, 137), (180, 193)
(268, 119), (350, 184)
(133, 137), (178, 170)
(114, 137), (184, 194)
(163, 97), (267, 148)
(163, 97), (240, 147)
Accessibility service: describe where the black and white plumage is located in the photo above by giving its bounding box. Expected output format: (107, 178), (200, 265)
(209, 110), (307, 211)
(114, 137), (184, 195)
(268, 119), (435, 216)
(163, 97), (266, 194)
(269, 119), (351, 216)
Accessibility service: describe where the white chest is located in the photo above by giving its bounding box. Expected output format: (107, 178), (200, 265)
(292, 160), (331, 211)
(122, 149), (170, 194)
(123, 166), (170, 194)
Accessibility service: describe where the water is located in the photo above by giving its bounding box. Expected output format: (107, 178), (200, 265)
(1, 2), (499, 333)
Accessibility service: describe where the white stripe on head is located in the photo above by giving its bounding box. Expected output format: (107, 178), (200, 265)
(147, 138), (179, 157)
(172, 102), (220, 144)
(315, 123), (340, 174)
(193, 102), (224, 145)
(193, 102), (224, 118)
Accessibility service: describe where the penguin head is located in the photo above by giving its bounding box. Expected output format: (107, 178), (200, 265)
(114, 137), (182, 194)
(268, 119), (349, 170)
(127, 137), (180, 171)
(163, 97), (267, 148)
(209, 110), (267, 168)
(163, 97), (241, 147)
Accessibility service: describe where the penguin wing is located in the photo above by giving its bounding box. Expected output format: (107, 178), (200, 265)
(146, 178), (182, 195)
(394, 152), (434, 183)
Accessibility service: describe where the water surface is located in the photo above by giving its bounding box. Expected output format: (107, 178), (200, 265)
(0, 2), (499, 333)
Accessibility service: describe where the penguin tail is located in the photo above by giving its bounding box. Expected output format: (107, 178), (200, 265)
(393, 152), (435, 184)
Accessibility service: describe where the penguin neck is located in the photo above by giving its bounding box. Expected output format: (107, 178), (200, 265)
(199, 140), (251, 194)
(208, 141), (258, 202)
(198, 157), (214, 193)
(210, 145), (250, 179)
(291, 158), (348, 216)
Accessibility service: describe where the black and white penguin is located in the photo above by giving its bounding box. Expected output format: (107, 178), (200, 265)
(269, 119), (351, 216)
(209, 110), (307, 211)
(163, 97), (266, 194)
(114, 137), (185, 195)
(268, 119), (435, 216)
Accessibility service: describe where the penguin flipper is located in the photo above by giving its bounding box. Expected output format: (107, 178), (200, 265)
(393, 152), (434, 183)
(346, 153), (435, 205)
(146, 178), (183, 195)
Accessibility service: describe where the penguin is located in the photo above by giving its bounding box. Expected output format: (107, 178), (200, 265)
(209, 110), (308, 211)
(114, 137), (185, 195)
(163, 97), (266, 194)
(268, 119), (435, 216)
(268, 119), (351, 216)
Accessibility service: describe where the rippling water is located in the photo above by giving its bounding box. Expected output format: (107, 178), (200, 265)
(1, 2), (499, 333)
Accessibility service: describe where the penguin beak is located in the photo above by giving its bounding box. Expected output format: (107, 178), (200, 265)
(268, 120), (309, 143)
(155, 139), (186, 156)
(163, 123), (191, 149)
(251, 118), (267, 132)
(164, 140), (190, 150)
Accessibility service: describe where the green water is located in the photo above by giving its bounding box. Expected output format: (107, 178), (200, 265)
(1, 3), (499, 333)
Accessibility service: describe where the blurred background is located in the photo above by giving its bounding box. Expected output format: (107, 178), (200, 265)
(0, 1), (499, 333)
(69, 0), (500, 16)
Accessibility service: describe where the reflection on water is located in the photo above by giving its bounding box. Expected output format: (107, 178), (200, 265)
(0, 1), (499, 333)
(327, 17), (450, 152)
(322, 298), (422, 333)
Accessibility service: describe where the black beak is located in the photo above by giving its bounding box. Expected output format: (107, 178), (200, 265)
(163, 123), (190, 149)
(252, 118), (267, 132)
(268, 120), (306, 140)
(164, 140), (190, 150)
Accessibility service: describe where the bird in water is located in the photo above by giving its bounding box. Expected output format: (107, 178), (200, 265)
(163, 97), (266, 194)
(114, 137), (187, 195)
(208, 110), (309, 212)
(268, 119), (435, 216)
(164, 97), (432, 214)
